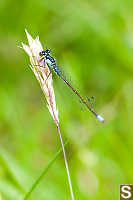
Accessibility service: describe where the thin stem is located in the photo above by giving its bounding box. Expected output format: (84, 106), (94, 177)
(23, 142), (68, 200)
(57, 123), (74, 200)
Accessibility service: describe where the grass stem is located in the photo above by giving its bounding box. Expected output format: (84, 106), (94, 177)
(57, 124), (74, 200)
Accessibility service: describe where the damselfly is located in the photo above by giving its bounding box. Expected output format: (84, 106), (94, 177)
(39, 49), (104, 123)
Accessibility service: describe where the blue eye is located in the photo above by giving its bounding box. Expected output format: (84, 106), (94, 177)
(39, 51), (45, 56)
(45, 49), (51, 54)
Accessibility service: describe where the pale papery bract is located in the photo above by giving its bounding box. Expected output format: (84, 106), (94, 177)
(22, 30), (59, 123)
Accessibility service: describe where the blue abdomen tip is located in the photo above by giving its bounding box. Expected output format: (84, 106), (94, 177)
(97, 115), (104, 123)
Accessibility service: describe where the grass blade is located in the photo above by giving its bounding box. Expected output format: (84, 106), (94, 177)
(24, 141), (68, 200)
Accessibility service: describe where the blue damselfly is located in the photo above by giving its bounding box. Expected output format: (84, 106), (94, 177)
(39, 49), (104, 123)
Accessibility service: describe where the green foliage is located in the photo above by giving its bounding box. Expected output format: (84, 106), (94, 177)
(0, 0), (133, 199)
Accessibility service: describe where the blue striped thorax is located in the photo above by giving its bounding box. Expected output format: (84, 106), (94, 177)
(39, 49), (59, 73)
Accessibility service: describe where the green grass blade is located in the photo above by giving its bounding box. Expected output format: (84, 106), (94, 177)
(24, 141), (68, 200)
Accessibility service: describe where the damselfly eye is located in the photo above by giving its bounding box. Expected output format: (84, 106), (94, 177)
(45, 49), (51, 54)
(39, 51), (45, 56)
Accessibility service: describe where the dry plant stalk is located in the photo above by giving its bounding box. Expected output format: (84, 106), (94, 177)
(22, 30), (74, 200)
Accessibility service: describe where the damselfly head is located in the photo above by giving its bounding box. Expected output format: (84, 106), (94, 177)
(39, 51), (45, 57)
(39, 49), (51, 57)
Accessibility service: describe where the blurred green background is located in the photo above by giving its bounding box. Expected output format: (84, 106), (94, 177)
(0, 0), (133, 199)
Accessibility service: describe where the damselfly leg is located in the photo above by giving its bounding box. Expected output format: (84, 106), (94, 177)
(31, 55), (52, 84)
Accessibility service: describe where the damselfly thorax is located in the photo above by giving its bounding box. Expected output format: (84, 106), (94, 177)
(39, 49), (59, 74)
